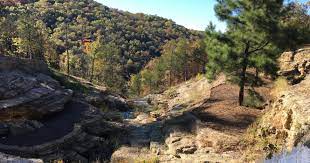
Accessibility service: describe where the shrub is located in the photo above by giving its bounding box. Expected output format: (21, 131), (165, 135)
(244, 89), (265, 108)
(271, 77), (289, 98)
(195, 73), (204, 80)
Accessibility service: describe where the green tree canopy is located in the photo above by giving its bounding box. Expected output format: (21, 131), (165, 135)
(206, 0), (303, 106)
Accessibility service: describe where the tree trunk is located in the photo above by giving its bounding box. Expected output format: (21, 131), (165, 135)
(239, 67), (246, 106)
(65, 10), (70, 76)
(169, 71), (172, 87)
(90, 56), (95, 82)
(66, 49), (69, 75)
(255, 68), (259, 86)
(239, 43), (250, 106)
(202, 61), (206, 74)
(28, 31), (32, 60)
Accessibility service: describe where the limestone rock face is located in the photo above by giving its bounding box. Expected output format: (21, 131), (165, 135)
(255, 47), (309, 152)
(0, 56), (72, 120)
(278, 48), (310, 83)
(247, 76), (310, 160)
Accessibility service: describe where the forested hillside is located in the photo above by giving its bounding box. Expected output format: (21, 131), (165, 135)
(0, 0), (201, 77)
(0, 0), (309, 162)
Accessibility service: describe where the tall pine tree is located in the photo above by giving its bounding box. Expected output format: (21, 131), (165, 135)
(206, 0), (285, 106)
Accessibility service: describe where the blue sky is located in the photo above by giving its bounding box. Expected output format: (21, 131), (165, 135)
(96, 0), (309, 32)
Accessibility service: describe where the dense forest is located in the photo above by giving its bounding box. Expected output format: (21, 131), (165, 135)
(0, 0), (309, 99)
(0, 0), (201, 89)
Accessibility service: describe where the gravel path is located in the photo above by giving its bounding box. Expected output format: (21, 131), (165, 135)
(0, 101), (88, 146)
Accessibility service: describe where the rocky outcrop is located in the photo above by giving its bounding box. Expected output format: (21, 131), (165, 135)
(261, 76), (309, 146)
(0, 72), (73, 120)
(0, 56), (128, 162)
(0, 56), (72, 121)
(83, 90), (131, 112)
(54, 73), (131, 112)
(147, 75), (226, 112)
(242, 76), (310, 161)
(278, 47), (310, 83)
(264, 48), (309, 150)
(0, 101), (126, 162)
(0, 72), (73, 119)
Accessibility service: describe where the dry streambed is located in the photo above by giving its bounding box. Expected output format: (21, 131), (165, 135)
(112, 76), (266, 162)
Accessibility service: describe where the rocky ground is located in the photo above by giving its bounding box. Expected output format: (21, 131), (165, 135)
(111, 47), (310, 163)
(0, 55), (130, 162)
(112, 74), (272, 162)
(241, 75), (310, 161)
(0, 47), (308, 162)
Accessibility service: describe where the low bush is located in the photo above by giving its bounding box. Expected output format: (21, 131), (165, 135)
(244, 89), (265, 109)
(271, 77), (289, 98)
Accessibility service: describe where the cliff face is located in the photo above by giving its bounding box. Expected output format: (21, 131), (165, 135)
(257, 76), (309, 147)
(243, 48), (310, 161)
(267, 48), (310, 150)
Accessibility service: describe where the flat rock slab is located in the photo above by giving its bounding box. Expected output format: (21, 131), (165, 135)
(0, 152), (43, 163)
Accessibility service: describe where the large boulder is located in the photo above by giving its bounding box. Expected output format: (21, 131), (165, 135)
(278, 47), (310, 83)
(0, 56), (72, 120)
(83, 91), (131, 112)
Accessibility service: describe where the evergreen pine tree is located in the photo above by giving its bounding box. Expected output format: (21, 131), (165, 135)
(206, 0), (286, 106)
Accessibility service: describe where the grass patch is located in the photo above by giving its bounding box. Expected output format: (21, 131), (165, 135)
(195, 73), (204, 80)
(271, 77), (289, 98)
(134, 157), (160, 163)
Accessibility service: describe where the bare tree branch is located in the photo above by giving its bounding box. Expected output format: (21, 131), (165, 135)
(248, 41), (269, 54)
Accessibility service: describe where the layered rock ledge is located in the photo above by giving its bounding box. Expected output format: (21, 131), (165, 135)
(0, 56), (128, 162)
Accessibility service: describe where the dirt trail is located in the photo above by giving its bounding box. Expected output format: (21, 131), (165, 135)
(0, 101), (88, 146)
(111, 74), (274, 162)
(192, 84), (263, 134)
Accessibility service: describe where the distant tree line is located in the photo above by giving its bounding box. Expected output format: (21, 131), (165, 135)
(129, 39), (207, 96)
(0, 0), (201, 94)
(0, 0), (308, 99)
(0, 0), (201, 74)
